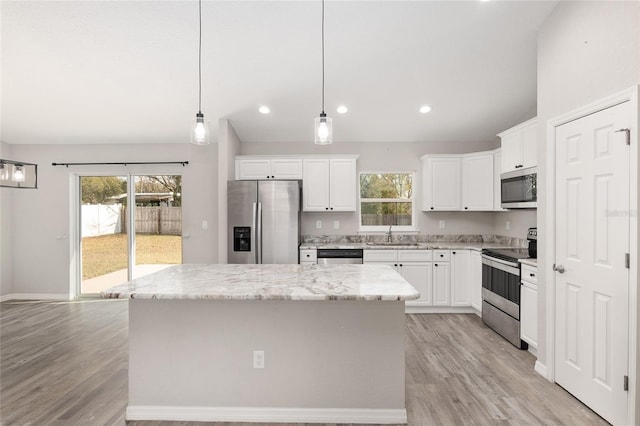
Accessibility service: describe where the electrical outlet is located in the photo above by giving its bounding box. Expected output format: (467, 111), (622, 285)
(201, 220), (208, 230)
(333, 220), (339, 229)
(439, 220), (445, 229)
(316, 220), (322, 229)
(253, 350), (265, 369)
(506, 220), (511, 230)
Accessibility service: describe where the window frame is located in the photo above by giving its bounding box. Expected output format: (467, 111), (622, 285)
(358, 170), (417, 233)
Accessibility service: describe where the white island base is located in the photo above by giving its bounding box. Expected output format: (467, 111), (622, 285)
(127, 298), (407, 424)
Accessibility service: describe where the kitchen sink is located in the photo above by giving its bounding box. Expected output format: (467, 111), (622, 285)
(365, 242), (419, 247)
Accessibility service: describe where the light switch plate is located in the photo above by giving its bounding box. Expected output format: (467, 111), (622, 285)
(439, 220), (445, 229)
(202, 220), (208, 230)
(316, 220), (322, 229)
(506, 220), (511, 230)
(333, 220), (339, 229)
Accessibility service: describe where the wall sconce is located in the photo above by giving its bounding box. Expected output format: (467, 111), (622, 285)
(0, 159), (38, 189)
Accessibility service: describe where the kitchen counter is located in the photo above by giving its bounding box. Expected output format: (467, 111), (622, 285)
(101, 263), (419, 301)
(299, 242), (520, 251)
(103, 264), (412, 424)
(520, 258), (538, 267)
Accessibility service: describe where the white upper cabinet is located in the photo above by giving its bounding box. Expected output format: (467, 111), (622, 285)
(303, 158), (357, 212)
(461, 153), (494, 211)
(498, 117), (538, 173)
(422, 156), (461, 211)
(235, 157), (303, 180)
(329, 159), (357, 211)
(422, 150), (500, 212)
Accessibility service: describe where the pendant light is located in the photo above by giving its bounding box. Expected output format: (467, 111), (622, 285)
(314, 0), (333, 145)
(190, 0), (210, 145)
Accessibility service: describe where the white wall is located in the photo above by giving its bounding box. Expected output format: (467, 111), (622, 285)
(241, 141), (535, 237)
(7, 143), (217, 297)
(0, 141), (14, 298)
(217, 119), (241, 262)
(537, 0), (640, 373)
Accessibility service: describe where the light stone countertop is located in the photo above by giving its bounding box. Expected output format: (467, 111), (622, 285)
(519, 258), (538, 267)
(101, 263), (420, 301)
(299, 242), (519, 251)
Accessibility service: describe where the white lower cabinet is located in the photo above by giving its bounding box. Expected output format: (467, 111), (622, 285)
(364, 250), (433, 305)
(520, 263), (538, 350)
(470, 250), (482, 314)
(364, 248), (481, 312)
(299, 249), (317, 265)
(450, 250), (471, 306)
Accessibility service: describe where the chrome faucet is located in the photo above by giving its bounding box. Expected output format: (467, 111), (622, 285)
(386, 225), (392, 243)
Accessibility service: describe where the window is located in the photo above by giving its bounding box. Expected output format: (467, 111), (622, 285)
(359, 172), (415, 231)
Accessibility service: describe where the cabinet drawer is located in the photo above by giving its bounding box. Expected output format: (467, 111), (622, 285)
(299, 249), (317, 262)
(398, 250), (432, 262)
(364, 250), (398, 263)
(433, 250), (450, 261)
(521, 264), (537, 285)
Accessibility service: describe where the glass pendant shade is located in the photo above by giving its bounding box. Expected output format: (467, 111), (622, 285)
(314, 113), (333, 145)
(13, 165), (25, 182)
(191, 112), (211, 145)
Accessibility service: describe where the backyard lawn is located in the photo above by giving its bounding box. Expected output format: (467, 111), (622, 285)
(82, 234), (182, 279)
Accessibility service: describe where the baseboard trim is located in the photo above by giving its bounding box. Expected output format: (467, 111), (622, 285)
(534, 360), (549, 380)
(125, 406), (407, 423)
(0, 293), (71, 302)
(405, 305), (477, 314)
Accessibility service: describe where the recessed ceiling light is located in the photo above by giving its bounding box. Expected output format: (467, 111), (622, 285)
(258, 106), (270, 114)
(337, 105), (349, 114)
(419, 105), (432, 114)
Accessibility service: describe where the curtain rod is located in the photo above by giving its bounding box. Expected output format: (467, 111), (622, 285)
(51, 161), (189, 167)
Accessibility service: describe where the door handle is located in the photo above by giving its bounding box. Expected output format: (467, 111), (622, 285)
(553, 264), (566, 273)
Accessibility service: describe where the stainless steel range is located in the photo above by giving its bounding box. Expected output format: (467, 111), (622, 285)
(481, 228), (537, 349)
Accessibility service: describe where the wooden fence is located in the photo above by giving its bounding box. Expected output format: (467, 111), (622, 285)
(122, 206), (182, 235)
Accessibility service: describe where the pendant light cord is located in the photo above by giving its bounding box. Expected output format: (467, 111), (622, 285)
(321, 0), (325, 114)
(198, 0), (202, 114)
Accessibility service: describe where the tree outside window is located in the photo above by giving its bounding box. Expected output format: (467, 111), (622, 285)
(359, 172), (415, 231)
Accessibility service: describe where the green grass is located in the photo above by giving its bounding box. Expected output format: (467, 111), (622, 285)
(82, 234), (182, 280)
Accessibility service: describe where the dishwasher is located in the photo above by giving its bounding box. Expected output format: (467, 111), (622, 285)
(317, 249), (363, 264)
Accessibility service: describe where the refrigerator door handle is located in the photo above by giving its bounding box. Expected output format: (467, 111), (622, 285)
(252, 202), (258, 264)
(256, 202), (263, 264)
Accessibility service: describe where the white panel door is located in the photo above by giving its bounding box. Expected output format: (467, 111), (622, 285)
(450, 250), (471, 306)
(302, 159), (330, 211)
(462, 154), (494, 211)
(432, 262), (450, 306)
(329, 159), (357, 211)
(555, 101), (630, 425)
(401, 263), (432, 305)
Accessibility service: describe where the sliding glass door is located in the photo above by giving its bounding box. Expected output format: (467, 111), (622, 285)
(79, 174), (182, 295)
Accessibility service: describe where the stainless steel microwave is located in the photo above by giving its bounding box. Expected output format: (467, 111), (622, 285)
(500, 166), (537, 209)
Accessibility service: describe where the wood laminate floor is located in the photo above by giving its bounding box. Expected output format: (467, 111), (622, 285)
(0, 300), (607, 426)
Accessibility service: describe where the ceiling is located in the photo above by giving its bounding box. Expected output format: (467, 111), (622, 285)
(1, 0), (558, 146)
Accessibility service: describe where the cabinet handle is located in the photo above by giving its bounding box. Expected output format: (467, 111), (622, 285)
(394, 264), (398, 267)
(306, 254), (310, 258)
(440, 254), (444, 257)
(530, 273), (535, 277)
(330, 207), (334, 210)
(266, 176), (270, 178)
(430, 207), (434, 210)
(464, 207), (468, 210)
(325, 207), (329, 210)
(399, 263), (403, 267)
(452, 251), (456, 254)
(434, 263), (438, 267)
(271, 175), (275, 178)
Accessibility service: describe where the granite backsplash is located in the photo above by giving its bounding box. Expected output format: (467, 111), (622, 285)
(301, 234), (529, 248)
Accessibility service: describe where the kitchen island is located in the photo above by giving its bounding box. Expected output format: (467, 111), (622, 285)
(102, 263), (419, 424)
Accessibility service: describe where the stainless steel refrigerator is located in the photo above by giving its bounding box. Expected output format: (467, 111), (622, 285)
(227, 180), (301, 264)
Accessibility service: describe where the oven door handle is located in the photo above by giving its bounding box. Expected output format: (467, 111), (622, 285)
(481, 255), (520, 276)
